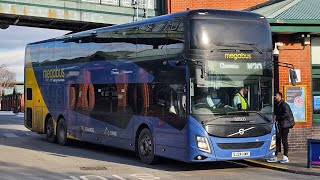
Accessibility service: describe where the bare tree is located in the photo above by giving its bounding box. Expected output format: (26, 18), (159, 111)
(0, 64), (16, 96)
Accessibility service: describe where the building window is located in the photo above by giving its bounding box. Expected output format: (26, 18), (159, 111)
(313, 78), (320, 92)
(101, 0), (119, 6)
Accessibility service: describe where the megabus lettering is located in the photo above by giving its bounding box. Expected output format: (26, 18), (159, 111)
(224, 53), (252, 60)
(43, 68), (65, 82)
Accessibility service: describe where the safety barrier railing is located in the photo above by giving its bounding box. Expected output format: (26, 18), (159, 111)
(66, 0), (156, 9)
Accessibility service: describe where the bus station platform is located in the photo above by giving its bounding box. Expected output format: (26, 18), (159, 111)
(244, 152), (320, 176)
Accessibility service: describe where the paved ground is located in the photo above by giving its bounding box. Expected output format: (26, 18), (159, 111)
(0, 112), (318, 180)
(246, 151), (320, 176)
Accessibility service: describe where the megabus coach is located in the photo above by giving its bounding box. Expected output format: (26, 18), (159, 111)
(25, 9), (296, 164)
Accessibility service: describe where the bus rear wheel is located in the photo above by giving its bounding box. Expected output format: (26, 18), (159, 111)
(46, 117), (56, 143)
(57, 118), (70, 146)
(138, 128), (158, 164)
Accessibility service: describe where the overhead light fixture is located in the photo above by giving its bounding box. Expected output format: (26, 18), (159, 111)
(304, 34), (311, 45)
(273, 42), (283, 56)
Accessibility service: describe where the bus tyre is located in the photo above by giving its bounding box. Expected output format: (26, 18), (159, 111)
(46, 117), (57, 143)
(138, 128), (158, 164)
(57, 118), (70, 146)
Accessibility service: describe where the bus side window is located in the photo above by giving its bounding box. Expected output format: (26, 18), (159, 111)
(112, 28), (137, 60)
(154, 84), (169, 112)
(136, 22), (167, 59)
(39, 42), (54, 65)
(167, 19), (184, 56)
(69, 36), (91, 63)
(27, 88), (32, 100)
(151, 84), (186, 118)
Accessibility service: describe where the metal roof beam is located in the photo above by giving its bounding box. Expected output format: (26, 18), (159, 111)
(269, 19), (320, 24)
(271, 26), (320, 32)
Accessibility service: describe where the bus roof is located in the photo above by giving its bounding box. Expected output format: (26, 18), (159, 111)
(27, 9), (264, 46)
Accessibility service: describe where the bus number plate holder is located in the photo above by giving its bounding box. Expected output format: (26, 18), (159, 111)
(232, 151), (250, 157)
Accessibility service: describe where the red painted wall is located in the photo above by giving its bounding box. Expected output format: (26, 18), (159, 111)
(277, 35), (312, 129)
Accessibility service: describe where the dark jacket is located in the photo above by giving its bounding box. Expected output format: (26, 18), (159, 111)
(274, 99), (294, 129)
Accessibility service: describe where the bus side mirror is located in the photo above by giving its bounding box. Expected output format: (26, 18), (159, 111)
(289, 69), (297, 86)
(195, 68), (205, 86)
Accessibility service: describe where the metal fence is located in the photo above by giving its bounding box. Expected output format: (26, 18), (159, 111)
(76, 0), (156, 9)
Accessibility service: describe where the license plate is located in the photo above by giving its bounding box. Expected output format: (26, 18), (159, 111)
(232, 151), (250, 157)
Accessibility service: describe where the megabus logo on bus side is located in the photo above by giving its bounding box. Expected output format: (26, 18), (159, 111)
(43, 68), (65, 82)
(224, 53), (252, 60)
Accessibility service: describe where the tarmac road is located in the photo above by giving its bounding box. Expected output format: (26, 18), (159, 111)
(0, 112), (317, 180)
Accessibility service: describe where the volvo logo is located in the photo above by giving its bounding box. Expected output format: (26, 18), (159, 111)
(227, 127), (255, 137)
(239, 128), (245, 135)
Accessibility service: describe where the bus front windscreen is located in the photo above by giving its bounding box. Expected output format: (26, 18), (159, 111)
(190, 19), (272, 52)
(190, 62), (272, 116)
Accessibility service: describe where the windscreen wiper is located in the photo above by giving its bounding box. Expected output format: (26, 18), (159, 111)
(226, 111), (249, 116)
(256, 111), (272, 122)
(201, 110), (247, 124)
(235, 43), (263, 54)
(210, 44), (239, 53)
(201, 114), (225, 124)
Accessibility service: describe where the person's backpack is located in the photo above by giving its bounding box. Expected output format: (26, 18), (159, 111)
(283, 116), (295, 129)
(282, 103), (295, 129)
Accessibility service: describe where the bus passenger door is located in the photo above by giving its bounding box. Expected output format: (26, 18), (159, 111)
(153, 83), (188, 159)
(25, 84), (44, 133)
(25, 85), (34, 130)
(34, 106), (43, 132)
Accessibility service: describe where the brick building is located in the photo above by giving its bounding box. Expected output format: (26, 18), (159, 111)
(165, 0), (320, 152)
(1, 85), (24, 113)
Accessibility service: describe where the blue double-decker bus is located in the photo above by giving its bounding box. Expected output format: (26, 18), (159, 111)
(25, 9), (278, 164)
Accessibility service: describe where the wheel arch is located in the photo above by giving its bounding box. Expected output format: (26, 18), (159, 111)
(56, 114), (65, 135)
(44, 113), (52, 134)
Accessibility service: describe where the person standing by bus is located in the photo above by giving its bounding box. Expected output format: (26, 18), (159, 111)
(267, 92), (294, 163)
(233, 87), (249, 110)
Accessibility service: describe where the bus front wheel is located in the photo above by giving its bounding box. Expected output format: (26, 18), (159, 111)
(138, 128), (158, 164)
(57, 118), (70, 146)
(46, 116), (57, 143)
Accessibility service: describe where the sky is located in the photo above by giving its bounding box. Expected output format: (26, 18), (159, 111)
(0, 26), (68, 82)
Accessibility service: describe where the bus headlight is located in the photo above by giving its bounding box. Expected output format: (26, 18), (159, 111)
(196, 136), (211, 153)
(270, 134), (276, 150)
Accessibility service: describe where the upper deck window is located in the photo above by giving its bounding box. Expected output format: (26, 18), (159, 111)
(190, 19), (271, 52)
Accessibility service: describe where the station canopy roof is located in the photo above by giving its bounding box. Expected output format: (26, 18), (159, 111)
(246, 0), (320, 33)
(2, 88), (14, 96)
(13, 85), (24, 95)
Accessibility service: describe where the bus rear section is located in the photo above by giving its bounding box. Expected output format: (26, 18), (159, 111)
(24, 47), (49, 134)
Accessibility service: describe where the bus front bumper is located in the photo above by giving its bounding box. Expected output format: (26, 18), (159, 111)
(188, 134), (276, 162)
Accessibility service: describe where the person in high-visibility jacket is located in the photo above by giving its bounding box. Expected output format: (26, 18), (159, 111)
(233, 87), (249, 110)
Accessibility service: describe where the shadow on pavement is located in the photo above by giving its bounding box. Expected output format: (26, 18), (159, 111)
(0, 161), (75, 179)
(0, 135), (248, 172)
(0, 113), (248, 172)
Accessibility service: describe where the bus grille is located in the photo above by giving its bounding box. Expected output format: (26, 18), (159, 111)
(206, 124), (272, 138)
(217, 142), (264, 149)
